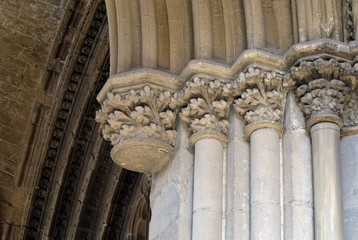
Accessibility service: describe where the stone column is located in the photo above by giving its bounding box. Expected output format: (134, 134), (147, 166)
(191, 133), (226, 240)
(232, 67), (293, 240)
(341, 90), (358, 238)
(310, 121), (343, 240)
(291, 57), (358, 240)
(171, 76), (232, 240)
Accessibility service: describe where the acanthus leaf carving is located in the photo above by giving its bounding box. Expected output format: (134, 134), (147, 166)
(232, 67), (293, 124)
(170, 77), (232, 135)
(96, 86), (177, 146)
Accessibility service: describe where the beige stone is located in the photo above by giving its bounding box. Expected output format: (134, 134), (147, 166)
(0, 1), (358, 240)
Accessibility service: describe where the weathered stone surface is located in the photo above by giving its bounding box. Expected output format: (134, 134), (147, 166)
(225, 112), (250, 240)
(149, 122), (193, 240)
(1, 1), (358, 240)
(0, 0), (68, 190)
(232, 67), (293, 125)
(283, 94), (314, 240)
(341, 134), (358, 239)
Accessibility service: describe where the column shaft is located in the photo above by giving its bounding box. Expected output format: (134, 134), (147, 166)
(250, 128), (281, 240)
(192, 138), (223, 240)
(341, 132), (358, 238)
(311, 122), (344, 239)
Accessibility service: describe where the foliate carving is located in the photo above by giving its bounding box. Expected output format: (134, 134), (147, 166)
(291, 58), (357, 88)
(291, 58), (358, 121)
(295, 79), (348, 118)
(232, 67), (293, 124)
(96, 86), (177, 146)
(345, 0), (355, 41)
(342, 91), (358, 126)
(170, 77), (232, 135)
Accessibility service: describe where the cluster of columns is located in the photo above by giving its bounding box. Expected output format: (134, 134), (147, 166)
(96, 57), (357, 239)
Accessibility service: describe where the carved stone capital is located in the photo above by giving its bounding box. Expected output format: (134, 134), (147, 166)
(291, 57), (358, 129)
(295, 78), (348, 119)
(170, 76), (232, 137)
(342, 90), (358, 127)
(231, 67), (293, 135)
(96, 85), (176, 172)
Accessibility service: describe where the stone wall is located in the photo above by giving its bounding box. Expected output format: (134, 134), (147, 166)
(0, 0), (70, 237)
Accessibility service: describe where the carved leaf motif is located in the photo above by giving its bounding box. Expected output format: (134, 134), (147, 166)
(291, 58), (358, 121)
(159, 110), (175, 128)
(96, 86), (177, 146)
(342, 91), (358, 127)
(187, 98), (210, 116)
(165, 130), (177, 145)
(108, 112), (129, 130)
(171, 76), (232, 135)
(95, 110), (108, 124)
(212, 100), (229, 118)
(119, 125), (137, 138)
(232, 68), (292, 124)
(131, 106), (152, 125)
(291, 58), (358, 89)
(298, 81), (346, 117)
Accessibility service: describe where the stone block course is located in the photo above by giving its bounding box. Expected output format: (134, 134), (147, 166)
(0, 140), (19, 159)
(0, 126), (24, 145)
(0, 0), (69, 237)
(2, 15), (36, 37)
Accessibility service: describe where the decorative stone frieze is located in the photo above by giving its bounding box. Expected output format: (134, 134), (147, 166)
(96, 85), (176, 173)
(291, 57), (358, 130)
(170, 76), (232, 144)
(231, 67), (294, 138)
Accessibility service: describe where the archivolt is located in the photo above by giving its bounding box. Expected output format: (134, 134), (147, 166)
(106, 0), (353, 77)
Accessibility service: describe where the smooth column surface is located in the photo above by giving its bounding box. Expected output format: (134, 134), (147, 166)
(250, 128), (281, 240)
(311, 122), (344, 240)
(341, 133), (358, 238)
(192, 138), (223, 240)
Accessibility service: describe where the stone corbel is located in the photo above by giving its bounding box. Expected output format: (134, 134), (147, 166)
(231, 67), (294, 138)
(96, 82), (177, 173)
